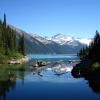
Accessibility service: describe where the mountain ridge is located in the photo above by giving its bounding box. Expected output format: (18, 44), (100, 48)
(9, 25), (92, 54)
(46, 33), (92, 46)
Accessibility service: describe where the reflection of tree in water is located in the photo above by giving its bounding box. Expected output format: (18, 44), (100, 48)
(0, 64), (25, 100)
(71, 64), (100, 93)
(0, 72), (16, 100)
(88, 77), (100, 93)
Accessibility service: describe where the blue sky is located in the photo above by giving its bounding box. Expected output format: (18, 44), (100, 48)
(0, 0), (100, 38)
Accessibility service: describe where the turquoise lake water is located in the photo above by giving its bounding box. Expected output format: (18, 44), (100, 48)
(0, 54), (100, 100)
(28, 54), (76, 59)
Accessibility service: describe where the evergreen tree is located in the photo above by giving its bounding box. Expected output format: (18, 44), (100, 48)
(0, 14), (26, 63)
(0, 14), (17, 55)
(0, 21), (2, 47)
(78, 31), (100, 62)
(18, 33), (25, 55)
(3, 14), (6, 26)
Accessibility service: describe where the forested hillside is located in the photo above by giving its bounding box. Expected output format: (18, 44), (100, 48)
(0, 14), (25, 63)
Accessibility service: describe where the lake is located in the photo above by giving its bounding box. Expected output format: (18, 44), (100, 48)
(0, 54), (100, 100)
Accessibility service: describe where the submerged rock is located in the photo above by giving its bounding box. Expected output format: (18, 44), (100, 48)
(32, 60), (51, 67)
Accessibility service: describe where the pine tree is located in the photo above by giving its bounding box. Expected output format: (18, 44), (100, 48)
(18, 33), (25, 55)
(0, 14), (17, 55)
(78, 31), (100, 62)
(0, 14), (22, 63)
(3, 13), (6, 26)
(0, 21), (2, 47)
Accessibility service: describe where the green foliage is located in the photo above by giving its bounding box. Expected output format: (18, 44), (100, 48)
(92, 62), (100, 70)
(78, 30), (100, 62)
(18, 33), (25, 55)
(0, 64), (25, 81)
(0, 54), (7, 64)
(0, 14), (25, 63)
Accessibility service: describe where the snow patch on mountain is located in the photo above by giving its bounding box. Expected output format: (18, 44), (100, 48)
(30, 33), (92, 46)
(75, 38), (92, 45)
(48, 33), (73, 45)
(31, 34), (51, 44)
(48, 33), (92, 46)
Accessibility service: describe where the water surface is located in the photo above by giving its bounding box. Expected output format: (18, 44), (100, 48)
(0, 54), (100, 100)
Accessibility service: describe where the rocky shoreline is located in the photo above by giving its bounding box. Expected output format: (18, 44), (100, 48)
(8, 56), (29, 64)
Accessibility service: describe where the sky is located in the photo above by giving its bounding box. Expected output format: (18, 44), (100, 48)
(0, 0), (100, 38)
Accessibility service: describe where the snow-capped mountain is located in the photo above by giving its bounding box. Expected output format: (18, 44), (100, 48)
(30, 34), (51, 44)
(10, 24), (92, 54)
(75, 38), (92, 46)
(47, 33), (92, 46)
(48, 33), (73, 45)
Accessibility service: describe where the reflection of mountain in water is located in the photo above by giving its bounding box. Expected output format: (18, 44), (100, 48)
(24, 61), (81, 83)
(25, 72), (82, 83)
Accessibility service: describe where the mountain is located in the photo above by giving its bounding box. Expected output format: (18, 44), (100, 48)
(48, 33), (74, 45)
(10, 25), (92, 54)
(75, 38), (92, 46)
(48, 33), (92, 46)
(10, 25), (55, 54)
